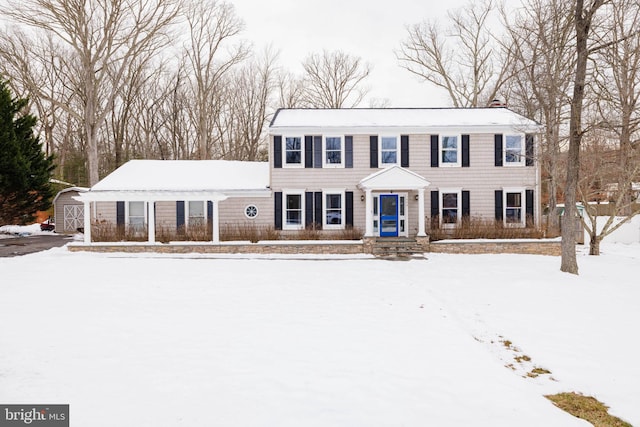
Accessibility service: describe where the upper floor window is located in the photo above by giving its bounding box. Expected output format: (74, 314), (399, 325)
(441, 135), (460, 166)
(324, 136), (343, 167)
(285, 136), (302, 166)
(505, 134), (524, 165)
(380, 136), (398, 165)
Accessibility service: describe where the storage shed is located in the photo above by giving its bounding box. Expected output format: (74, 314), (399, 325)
(53, 187), (89, 233)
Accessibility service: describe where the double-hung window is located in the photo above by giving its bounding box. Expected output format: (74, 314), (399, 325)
(187, 201), (205, 227)
(324, 191), (344, 229)
(505, 190), (524, 225)
(127, 201), (145, 231)
(441, 135), (460, 166)
(324, 136), (343, 167)
(284, 191), (304, 230)
(440, 189), (461, 227)
(380, 136), (398, 166)
(505, 134), (524, 165)
(284, 136), (302, 166)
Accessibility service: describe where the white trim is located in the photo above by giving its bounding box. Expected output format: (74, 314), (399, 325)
(283, 136), (304, 168)
(439, 188), (462, 228)
(504, 133), (526, 167)
(439, 134), (461, 167)
(283, 190), (305, 230)
(379, 135), (400, 167)
(322, 189), (346, 230)
(322, 135), (345, 168)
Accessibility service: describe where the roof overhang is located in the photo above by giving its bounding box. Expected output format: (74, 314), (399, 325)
(358, 166), (431, 191)
(74, 189), (271, 203)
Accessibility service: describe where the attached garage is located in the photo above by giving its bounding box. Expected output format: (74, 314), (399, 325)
(53, 187), (89, 233)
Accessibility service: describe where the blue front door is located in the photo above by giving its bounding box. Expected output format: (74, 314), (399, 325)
(380, 194), (399, 237)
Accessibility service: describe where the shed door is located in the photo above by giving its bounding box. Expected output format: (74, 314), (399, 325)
(64, 205), (84, 232)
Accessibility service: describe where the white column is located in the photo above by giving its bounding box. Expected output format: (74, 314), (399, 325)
(364, 189), (373, 237)
(212, 201), (220, 243)
(83, 201), (91, 244)
(147, 201), (156, 243)
(417, 188), (426, 237)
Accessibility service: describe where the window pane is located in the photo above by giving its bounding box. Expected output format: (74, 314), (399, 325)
(286, 211), (302, 225)
(381, 137), (397, 149)
(286, 194), (301, 210)
(442, 150), (457, 163)
(326, 151), (341, 164)
(382, 151), (397, 164)
(285, 137), (301, 150)
(326, 194), (341, 209)
(442, 136), (458, 149)
(129, 202), (144, 216)
(189, 201), (204, 217)
(326, 137), (341, 150)
(506, 193), (521, 207)
(506, 135), (522, 149)
(443, 193), (458, 209)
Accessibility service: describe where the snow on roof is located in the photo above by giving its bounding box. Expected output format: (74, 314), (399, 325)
(270, 108), (541, 132)
(91, 160), (269, 192)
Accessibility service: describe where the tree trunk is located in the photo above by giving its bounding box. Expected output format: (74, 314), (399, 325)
(589, 234), (601, 255)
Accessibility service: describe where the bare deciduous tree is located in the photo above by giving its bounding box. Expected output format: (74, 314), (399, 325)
(561, 0), (611, 274)
(301, 50), (371, 108)
(2, 0), (181, 185)
(397, 0), (508, 107)
(182, 0), (248, 160)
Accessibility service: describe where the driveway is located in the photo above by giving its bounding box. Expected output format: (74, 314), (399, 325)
(0, 234), (72, 257)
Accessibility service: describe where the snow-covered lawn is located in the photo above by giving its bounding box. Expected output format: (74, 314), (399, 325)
(1, 243), (639, 426)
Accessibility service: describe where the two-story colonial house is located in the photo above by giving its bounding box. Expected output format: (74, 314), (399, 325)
(75, 107), (541, 244)
(270, 107), (541, 239)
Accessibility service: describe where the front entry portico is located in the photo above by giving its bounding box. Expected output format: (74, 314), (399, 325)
(358, 166), (431, 238)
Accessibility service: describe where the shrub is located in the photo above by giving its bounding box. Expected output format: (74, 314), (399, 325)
(428, 216), (544, 241)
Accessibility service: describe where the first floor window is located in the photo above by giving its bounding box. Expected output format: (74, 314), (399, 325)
(188, 201), (205, 226)
(285, 193), (303, 229)
(505, 134), (524, 165)
(324, 193), (343, 227)
(128, 201), (145, 229)
(325, 136), (342, 166)
(285, 136), (302, 165)
(380, 136), (398, 165)
(506, 192), (523, 224)
(442, 193), (459, 225)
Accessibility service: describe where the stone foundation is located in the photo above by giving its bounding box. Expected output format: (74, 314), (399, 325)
(429, 239), (561, 256)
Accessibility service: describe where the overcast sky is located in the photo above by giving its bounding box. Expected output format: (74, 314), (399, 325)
(230, 0), (473, 108)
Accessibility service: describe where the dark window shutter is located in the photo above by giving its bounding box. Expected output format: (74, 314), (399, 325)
(369, 136), (378, 168)
(525, 134), (534, 166)
(207, 201), (213, 228)
(305, 135), (313, 168)
(462, 134), (470, 167)
(526, 189), (535, 225)
(116, 201), (125, 226)
(401, 135), (409, 167)
(314, 192), (323, 228)
(176, 201), (185, 228)
(314, 135), (323, 168)
(430, 191), (439, 217)
(305, 192), (314, 227)
(274, 136), (282, 168)
(495, 190), (503, 221)
(274, 192), (282, 230)
(345, 136), (353, 168)
(462, 191), (470, 217)
(495, 134), (503, 167)
(430, 135), (439, 167)
(345, 191), (354, 227)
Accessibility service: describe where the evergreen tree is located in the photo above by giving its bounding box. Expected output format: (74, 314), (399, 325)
(0, 78), (55, 225)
